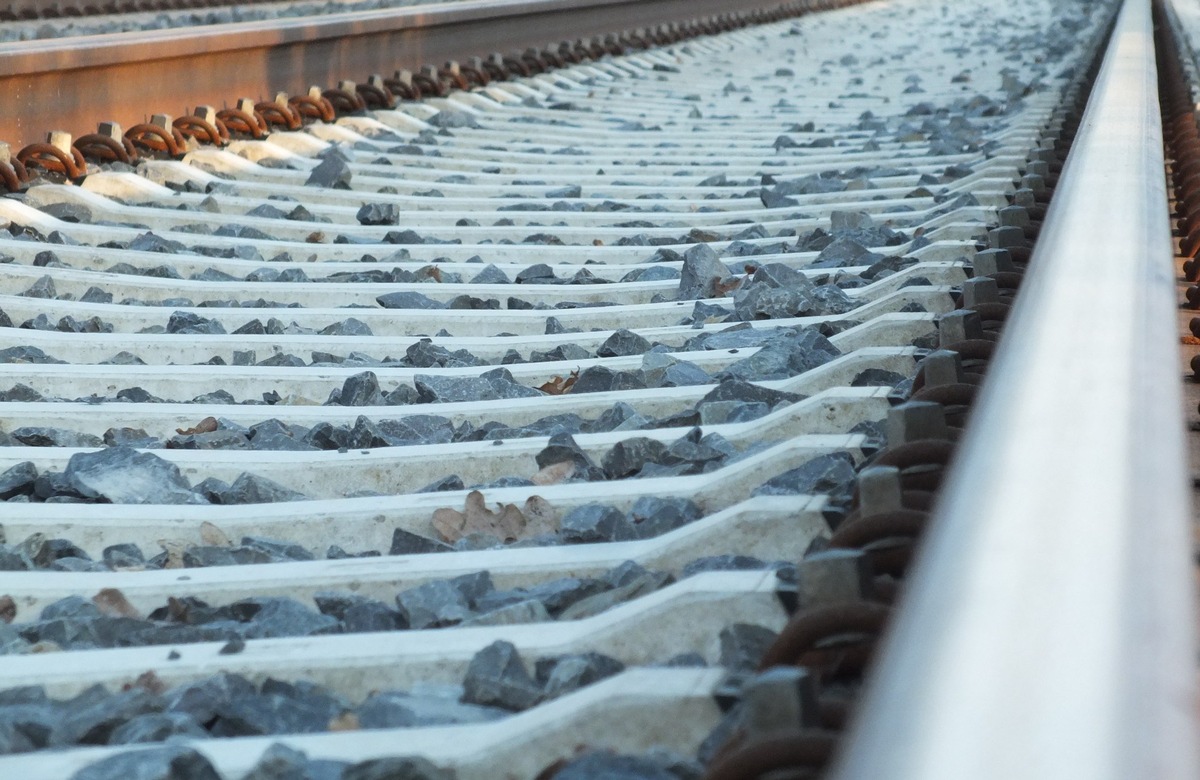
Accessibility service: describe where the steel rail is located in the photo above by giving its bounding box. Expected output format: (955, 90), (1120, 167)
(830, 0), (1199, 777)
(0, 0), (841, 150)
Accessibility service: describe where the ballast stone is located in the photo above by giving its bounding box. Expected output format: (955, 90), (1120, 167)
(64, 447), (205, 505)
(70, 746), (220, 780)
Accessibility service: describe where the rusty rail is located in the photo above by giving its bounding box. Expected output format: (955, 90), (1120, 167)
(0, 0), (855, 150)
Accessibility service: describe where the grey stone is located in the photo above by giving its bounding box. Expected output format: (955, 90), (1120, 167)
(356, 691), (505, 729)
(753, 451), (857, 497)
(661, 428), (730, 472)
(314, 592), (400, 633)
(376, 291), (443, 310)
(515, 263), (556, 283)
(240, 537), (314, 562)
(166, 312), (225, 335)
(413, 371), (539, 404)
(305, 155), (352, 189)
(560, 503), (636, 543)
(336, 371), (384, 406)
(395, 580), (471, 629)
(405, 340), (481, 369)
(241, 744), (332, 780)
(390, 528), (453, 555)
(342, 756), (455, 780)
(601, 437), (669, 480)
(163, 673), (254, 721)
(208, 692), (341, 737)
(716, 328), (841, 382)
(699, 378), (802, 410)
(22, 275), (56, 299)
(719, 623), (778, 671)
(697, 400), (770, 425)
(462, 599), (551, 627)
(104, 428), (162, 448)
(229, 597), (340, 638)
(219, 473), (306, 504)
(167, 430), (249, 450)
(428, 110), (479, 129)
(570, 365), (646, 394)
(103, 543), (146, 569)
(731, 284), (820, 321)
(682, 555), (770, 577)
(518, 577), (609, 617)
(461, 640), (541, 711)
(357, 203), (400, 226)
(811, 237), (873, 268)
(852, 368), (907, 387)
(627, 496), (702, 538)
(64, 447), (204, 505)
(597, 329), (651, 357)
(415, 475), (464, 494)
(648, 359), (711, 389)
(557, 571), (667, 621)
(469, 264), (511, 284)
(320, 318), (373, 337)
(41, 595), (101, 620)
(551, 752), (674, 780)
(61, 688), (165, 745)
(539, 652), (625, 699)
(677, 244), (729, 300)
(70, 746), (221, 780)
(619, 266), (679, 283)
(107, 712), (208, 744)
(811, 284), (860, 314)
(535, 433), (602, 479)
(0, 461), (37, 500)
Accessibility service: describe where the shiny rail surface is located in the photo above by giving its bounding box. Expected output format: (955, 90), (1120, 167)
(832, 0), (1198, 777)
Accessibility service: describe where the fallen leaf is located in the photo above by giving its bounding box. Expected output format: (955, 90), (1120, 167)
(175, 417), (218, 436)
(522, 495), (560, 536)
(306, 231), (326, 243)
(432, 489), (537, 543)
(94, 588), (142, 618)
(713, 275), (744, 297)
(126, 671), (166, 695)
(329, 712), (361, 731)
(538, 369), (579, 395)
(156, 540), (187, 569)
(532, 461), (574, 486)
(199, 521), (231, 547)
(0, 595), (15, 623)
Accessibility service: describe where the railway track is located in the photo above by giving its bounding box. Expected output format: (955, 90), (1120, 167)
(0, 0), (1196, 777)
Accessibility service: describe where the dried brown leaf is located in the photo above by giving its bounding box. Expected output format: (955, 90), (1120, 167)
(538, 369), (579, 395)
(432, 506), (467, 543)
(0, 595), (15, 624)
(127, 671), (166, 695)
(157, 540), (186, 569)
(306, 231), (326, 243)
(522, 495), (560, 536)
(93, 587), (142, 619)
(175, 416), (218, 436)
(532, 460), (574, 486)
(329, 712), (361, 731)
(492, 503), (527, 542)
(431, 489), (532, 543)
(199, 521), (231, 547)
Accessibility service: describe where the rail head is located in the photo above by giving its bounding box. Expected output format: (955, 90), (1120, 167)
(830, 0), (1198, 777)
